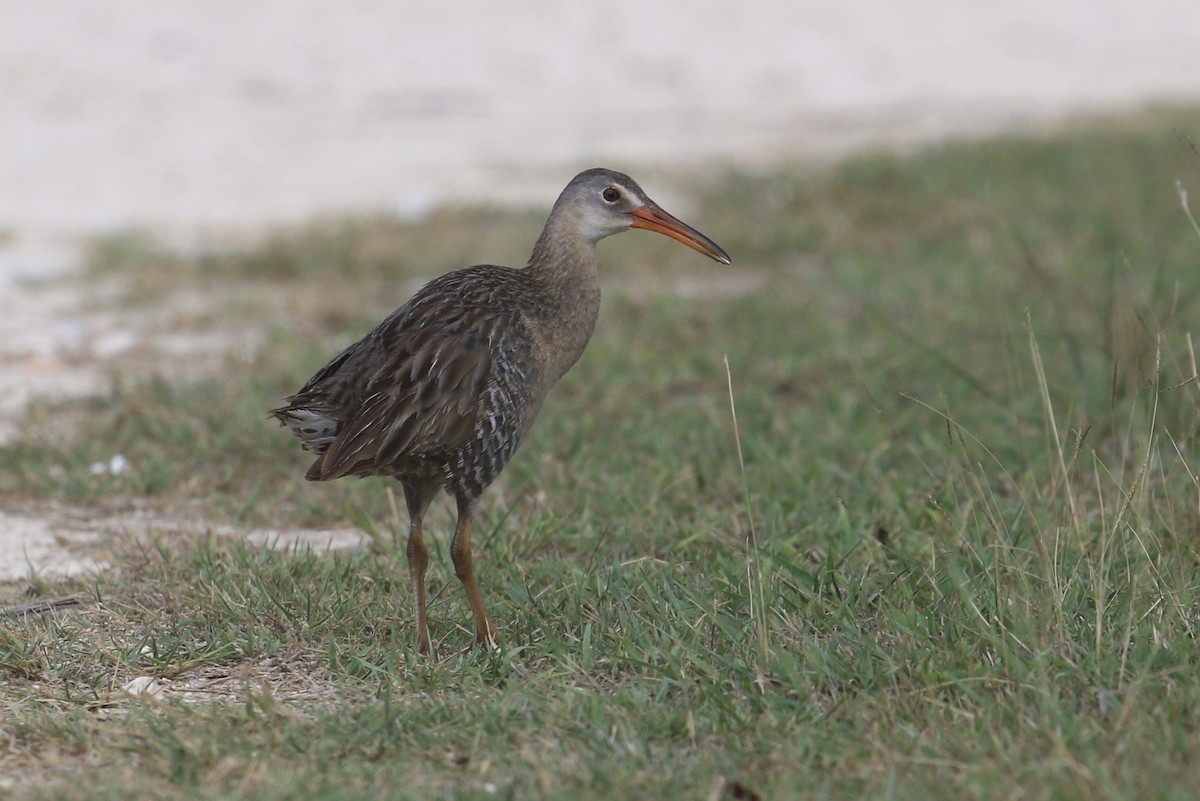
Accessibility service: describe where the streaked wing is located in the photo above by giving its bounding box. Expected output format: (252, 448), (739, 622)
(283, 267), (536, 482)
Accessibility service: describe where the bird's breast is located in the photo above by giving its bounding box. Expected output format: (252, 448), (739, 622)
(524, 282), (602, 388)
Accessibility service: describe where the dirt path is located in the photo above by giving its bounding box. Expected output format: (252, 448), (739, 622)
(3, 0), (1200, 579)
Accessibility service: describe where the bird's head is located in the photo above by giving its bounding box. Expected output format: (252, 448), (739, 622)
(557, 168), (732, 264)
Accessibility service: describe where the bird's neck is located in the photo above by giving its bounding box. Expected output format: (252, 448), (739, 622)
(525, 218), (603, 383)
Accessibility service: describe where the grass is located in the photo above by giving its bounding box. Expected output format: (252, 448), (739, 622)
(3, 107), (1200, 799)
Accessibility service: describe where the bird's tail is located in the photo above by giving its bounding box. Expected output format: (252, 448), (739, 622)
(270, 406), (340, 456)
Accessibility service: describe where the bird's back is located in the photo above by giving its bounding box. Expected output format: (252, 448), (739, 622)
(272, 265), (546, 497)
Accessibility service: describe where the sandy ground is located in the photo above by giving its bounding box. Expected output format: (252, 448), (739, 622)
(3, 0), (1200, 581)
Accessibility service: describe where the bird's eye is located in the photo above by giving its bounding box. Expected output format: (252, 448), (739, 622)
(602, 187), (620, 203)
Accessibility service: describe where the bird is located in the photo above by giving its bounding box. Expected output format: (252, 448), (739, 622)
(271, 168), (731, 654)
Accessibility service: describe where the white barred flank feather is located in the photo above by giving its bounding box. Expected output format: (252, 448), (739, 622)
(275, 408), (340, 454)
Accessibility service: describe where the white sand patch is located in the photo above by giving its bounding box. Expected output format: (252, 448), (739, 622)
(2, 1), (1199, 239)
(0, 511), (108, 582)
(0, 505), (368, 584)
(243, 527), (369, 553)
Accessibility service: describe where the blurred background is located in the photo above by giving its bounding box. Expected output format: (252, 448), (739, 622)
(5, 0), (1200, 467)
(2, 0), (1200, 424)
(3, 0), (1200, 253)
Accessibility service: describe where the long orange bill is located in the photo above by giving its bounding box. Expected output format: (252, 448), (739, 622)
(628, 203), (732, 265)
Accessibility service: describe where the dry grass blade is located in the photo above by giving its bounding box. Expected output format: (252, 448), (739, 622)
(723, 355), (770, 669)
(1, 597), (83, 618)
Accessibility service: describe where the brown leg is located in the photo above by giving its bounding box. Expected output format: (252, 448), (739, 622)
(451, 495), (498, 648)
(402, 480), (438, 655)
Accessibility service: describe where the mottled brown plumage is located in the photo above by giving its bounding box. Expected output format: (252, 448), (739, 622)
(272, 168), (730, 653)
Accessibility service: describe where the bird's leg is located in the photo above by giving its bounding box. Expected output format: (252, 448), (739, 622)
(402, 480), (438, 655)
(451, 495), (498, 649)
(407, 518), (430, 655)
